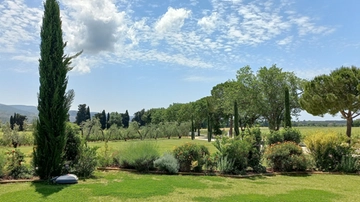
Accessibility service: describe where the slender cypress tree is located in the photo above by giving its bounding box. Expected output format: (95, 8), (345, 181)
(34, 0), (81, 180)
(86, 106), (91, 120)
(284, 87), (292, 128)
(234, 100), (240, 137)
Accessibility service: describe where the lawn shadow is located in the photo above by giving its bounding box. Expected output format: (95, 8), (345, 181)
(31, 180), (71, 198)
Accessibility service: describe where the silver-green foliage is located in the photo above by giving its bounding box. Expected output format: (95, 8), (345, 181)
(154, 153), (180, 174)
(118, 141), (160, 172)
(217, 156), (235, 174)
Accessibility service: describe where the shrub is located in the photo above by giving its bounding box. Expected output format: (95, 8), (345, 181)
(305, 131), (350, 171)
(337, 155), (360, 173)
(73, 146), (99, 178)
(243, 127), (265, 173)
(154, 153), (179, 174)
(118, 141), (160, 172)
(267, 128), (302, 145)
(0, 149), (6, 177)
(5, 149), (33, 179)
(213, 137), (251, 173)
(265, 142), (308, 172)
(173, 143), (210, 172)
(282, 128), (301, 144)
(204, 153), (218, 172)
(97, 141), (116, 167)
(64, 123), (82, 163)
(267, 131), (284, 145)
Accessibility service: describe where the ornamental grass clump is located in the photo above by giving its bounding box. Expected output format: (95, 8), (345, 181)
(173, 142), (209, 172)
(118, 141), (160, 172)
(265, 141), (308, 172)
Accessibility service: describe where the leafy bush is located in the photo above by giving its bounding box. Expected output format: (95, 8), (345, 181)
(64, 123), (82, 163)
(73, 146), (99, 178)
(0, 149), (6, 177)
(282, 128), (301, 144)
(267, 128), (302, 145)
(204, 153), (218, 172)
(267, 131), (284, 145)
(154, 153), (179, 174)
(173, 143), (210, 172)
(213, 137), (251, 173)
(243, 127), (265, 173)
(5, 149), (33, 179)
(337, 155), (360, 173)
(305, 131), (351, 171)
(118, 141), (160, 172)
(265, 142), (308, 172)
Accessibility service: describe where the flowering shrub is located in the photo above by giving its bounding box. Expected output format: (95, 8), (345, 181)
(173, 143), (209, 172)
(265, 141), (308, 172)
(305, 131), (351, 171)
(267, 128), (302, 145)
(154, 153), (179, 174)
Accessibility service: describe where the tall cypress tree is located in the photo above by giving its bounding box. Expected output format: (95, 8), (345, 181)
(34, 0), (81, 180)
(86, 106), (91, 120)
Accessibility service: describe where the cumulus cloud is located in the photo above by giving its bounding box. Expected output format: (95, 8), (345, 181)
(154, 7), (191, 34)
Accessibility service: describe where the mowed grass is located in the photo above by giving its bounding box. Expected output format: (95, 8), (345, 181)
(1, 171), (360, 201)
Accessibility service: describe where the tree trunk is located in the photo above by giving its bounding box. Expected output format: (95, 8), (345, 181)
(346, 117), (352, 143)
(229, 116), (233, 138)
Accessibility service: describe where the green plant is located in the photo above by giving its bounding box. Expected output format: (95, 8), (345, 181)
(5, 149), (33, 179)
(173, 142), (210, 172)
(98, 141), (116, 167)
(217, 156), (235, 174)
(154, 153), (179, 174)
(64, 122), (82, 163)
(267, 130), (284, 145)
(265, 141), (308, 172)
(282, 128), (301, 144)
(305, 131), (351, 171)
(118, 141), (160, 172)
(337, 155), (359, 173)
(213, 137), (251, 173)
(204, 153), (218, 172)
(73, 146), (99, 178)
(0, 149), (6, 177)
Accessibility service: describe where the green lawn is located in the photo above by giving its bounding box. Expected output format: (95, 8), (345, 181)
(1, 171), (359, 201)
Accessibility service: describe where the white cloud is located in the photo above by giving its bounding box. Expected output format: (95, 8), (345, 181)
(154, 7), (191, 34)
(198, 12), (218, 33)
(277, 36), (293, 45)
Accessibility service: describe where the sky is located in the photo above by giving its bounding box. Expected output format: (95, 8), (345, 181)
(0, 0), (359, 121)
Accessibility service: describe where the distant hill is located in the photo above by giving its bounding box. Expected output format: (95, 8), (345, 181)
(0, 104), (96, 123)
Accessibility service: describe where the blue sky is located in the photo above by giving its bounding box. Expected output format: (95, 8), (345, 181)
(0, 0), (359, 121)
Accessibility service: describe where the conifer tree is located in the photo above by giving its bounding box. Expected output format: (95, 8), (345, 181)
(86, 106), (91, 120)
(234, 100), (240, 137)
(33, 0), (81, 180)
(284, 87), (292, 128)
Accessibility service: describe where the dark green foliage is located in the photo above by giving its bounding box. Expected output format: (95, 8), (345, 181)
(63, 122), (81, 163)
(300, 66), (360, 139)
(234, 100), (240, 137)
(73, 146), (98, 178)
(75, 104), (89, 125)
(244, 127), (265, 173)
(173, 143), (210, 172)
(337, 155), (360, 173)
(282, 128), (301, 144)
(154, 153), (180, 174)
(0, 150), (5, 177)
(284, 87), (292, 128)
(118, 142), (160, 172)
(122, 110), (130, 128)
(267, 128), (302, 145)
(106, 112), (110, 129)
(132, 109), (146, 126)
(265, 141), (308, 172)
(34, 0), (80, 180)
(10, 113), (27, 131)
